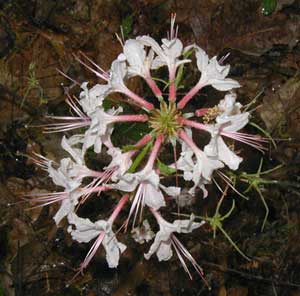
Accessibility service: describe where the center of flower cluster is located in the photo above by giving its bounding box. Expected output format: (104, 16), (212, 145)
(149, 101), (182, 139)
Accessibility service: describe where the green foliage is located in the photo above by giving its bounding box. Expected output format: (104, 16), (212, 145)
(157, 159), (176, 175)
(127, 141), (153, 173)
(102, 99), (113, 111)
(0, 283), (3, 296)
(113, 121), (150, 145)
(21, 62), (46, 108)
(262, 0), (277, 15)
(240, 158), (282, 231)
(175, 47), (194, 89)
(121, 14), (134, 39)
(177, 190), (250, 261)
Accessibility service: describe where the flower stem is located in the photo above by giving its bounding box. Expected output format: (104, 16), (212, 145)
(145, 134), (164, 169)
(169, 68), (176, 101)
(177, 81), (203, 109)
(123, 88), (154, 110)
(112, 114), (148, 123)
(145, 76), (163, 99)
(109, 194), (130, 223)
(179, 118), (207, 132)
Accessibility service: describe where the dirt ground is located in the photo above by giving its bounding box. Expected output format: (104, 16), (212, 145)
(1, 0), (300, 295)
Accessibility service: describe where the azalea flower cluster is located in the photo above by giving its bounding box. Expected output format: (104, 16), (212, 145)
(29, 15), (265, 280)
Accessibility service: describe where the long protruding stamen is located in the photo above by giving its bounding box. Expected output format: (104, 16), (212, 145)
(169, 13), (177, 40)
(79, 182), (111, 204)
(43, 94), (91, 133)
(24, 191), (70, 209)
(171, 235), (209, 287)
(43, 119), (91, 133)
(66, 94), (86, 118)
(56, 68), (79, 85)
(29, 152), (54, 170)
(74, 54), (109, 81)
(216, 170), (248, 200)
(177, 81), (204, 109)
(221, 131), (268, 152)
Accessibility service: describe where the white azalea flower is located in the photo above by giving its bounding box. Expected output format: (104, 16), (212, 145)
(194, 45), (240, 91)
(113, 168), (166, 212)
(131, 219), (155, 244)
(137, 35), (190, 72)
(54, 190), (82, 225)
(61, 135), (85, 165)
(48, 158), (82, 191)
(68, 212), (126, 268)
(119, 39), (153, 78)
(177, 130), (224, 196)
(105, 147), (133, 181)
(144, 211), (204, 261)
(204, 93), (249, 170)
(79, 82), (110, 115)
(82, 106), (122, 154)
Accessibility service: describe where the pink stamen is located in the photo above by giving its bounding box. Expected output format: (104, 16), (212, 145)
(56, 68), (80, 86)
(79, 179), (112, 204)
(125, 183), (145, 230)
(221, 131), (268, 152)
(43, 95), (91, 133)
(74, 53), (109, 81)
(216, 170), (248, 200)
(24, 191), (70, 209)
(43, 119), (91, 133)
(29, 152), (54, 170)
(171, 235), (207, 283)
(218, 53), (230, 65)
(66, 95), (86, 118)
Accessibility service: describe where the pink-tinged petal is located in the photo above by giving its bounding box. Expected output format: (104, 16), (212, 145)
(216, 136), (242, 170)
(143, 183), (166, 210)
(210, 78), (241, 91)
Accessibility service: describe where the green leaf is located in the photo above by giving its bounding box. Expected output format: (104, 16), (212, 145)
(121, 14), (134, 38)
(113, 122), (150, 145)
(122, 144), (140, 152)
(262, 0), (277, 16)
(157, 159), (176, 175)
(249, 121), (277, 149)
(102, 99), (113, 111)
(175, 48), (194, 88)
(127, 141), (152, 173)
